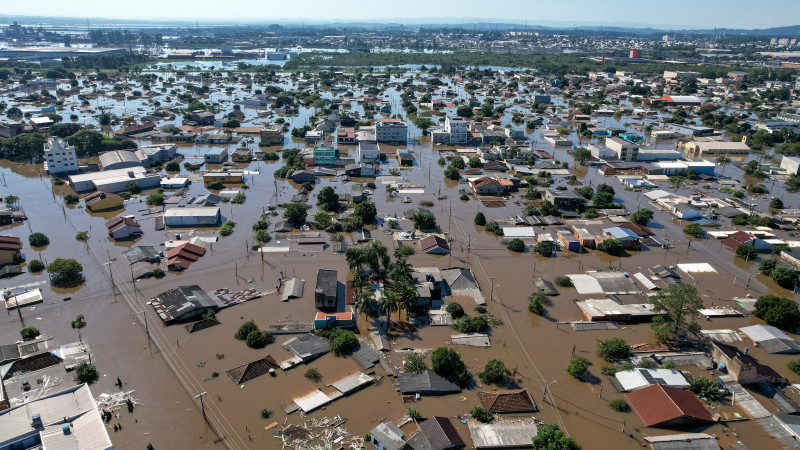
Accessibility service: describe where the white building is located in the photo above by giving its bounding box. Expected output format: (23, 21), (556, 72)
(164, 207), (222, 227)
(69, 167), (162, 193)
(375, 118), (407, 143)
(445, 116), (468, 144)
(605, 136), (639, 161)
(615, 368), (689, 391)
(43, 137), (78, 175)
(356, 141), (380, 163)
(780, 156), (800, 176)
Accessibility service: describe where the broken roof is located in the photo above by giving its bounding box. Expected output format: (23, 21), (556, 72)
(477, 389), (536, 413)
(226, 355), (279, 384)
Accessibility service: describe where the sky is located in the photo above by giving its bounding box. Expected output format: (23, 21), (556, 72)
(3, 0), (800, 30)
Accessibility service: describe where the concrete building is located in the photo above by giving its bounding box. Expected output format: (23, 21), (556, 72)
(375, 118), (407, 143)
(356, 141), (380, 163)
(105, 216), (142, 240)
(260, 126), (284, 145)
(140, 144), (178, 165)
(68, 167), (161, 193)
(190, 111), (215, 126)
(43, 137), (78, 175)
(445, 116), (468, 144)
(684, 140), (750, 156)
(204, 147), (228, 164)
(711, 341), (788, 385)
(84, 191), (123, 212)
(98, 150), (145, 171)
(780, 156), (800, 175)
(0, 121), (24, 139)
(313, 148), (337, 167)
(605, 136), (639, 161)
(315, 269), (338, 309)
(164, 207), (221, 227)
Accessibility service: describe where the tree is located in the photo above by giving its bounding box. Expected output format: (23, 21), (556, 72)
(760, 259), (778, 275)
(630, 209), (654, 226)
(735, 244), (757, 261)
(404, 353), (427, 374)
(407, 408), (422, 420)
(575, 186), (593, 199)
(566, 357), (592, 380)
(317, 186), (340, 212)
(430, 347), (470, 387)
(732, 214), (749, 226)
(411, 212), (437, 230)
(470, 407), (494, 423)
(572, 147), (591, 165)
(456, 105), (473, 118)
(64, 194), (79, 205)
(554, 275), (572, 287)
(754, 295), (800, 331)
(71, 314), (86, 330)
(770, 198), (784, 209)
(4, 194), (19, 209)
(688, 377), (722, 401)
(28, 232), (50, 247)
(378, 289), (399, 329)
(507, 238), (525, 252)
(284, 203), (308, 226)
(599, 238), (623, 256)
(479, 359), (507, 385)
(126, 182), (141, 195)
(596, 184), (614, 195)
(20, 326), (40, 340)
(532, 424), (581, 450)
(592, 192), (614, 209)
(146, 193), (164, 206)
(353, 201), (377, 224)
(771, 267), (797, 289)
(609, 398), (629, 412)
(452, 315), (489, 333)
(534, 241), (553, 257)
(468, 157), (482, 168)
(330, 329), (358, 356)
(528, 292), (547, 315)
(313, 210), (332, 230)
(235, 321), (259, 340)
(474, 212), (486, 226)
(165, 161), (180, 172)
(446, 302), (465, 319)
(683, 223), (705, 238)
(246, 330), (275, 349)
(97, 112), (112, 126)
(28, 259), (45, 272)
(539, 200), (560, 216)
(46, 258), (83, 286)
(650, 284), (703, 342)
(254, 229), (271, 244)
(596, 338), (631, 361)
(74, 361), (99, 384)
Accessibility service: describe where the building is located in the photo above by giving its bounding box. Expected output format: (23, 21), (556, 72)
(0, 121), (24, 139)
(313, 148), (337, 167)
(204, 147), (228, 164)
(370, 422), (406, 450)
(625, 384), (713, 427)
(420, 235), (450, 255)
(671, 203), (703, 220)
(337, 127), (356, 145)
(151, 285), (221, 324)
(68, 167), (161, 193)
(471, 177), (505, 196)
(445, 116), (468, 144)
(375, 118), (407, 143)
(605, 136), (639, 161)
(231, 147), (253, 163)
(190, 111), (215, 126)
(313, 311), (355, 330)
(663, 71), (701, 81)
(721, 231), (772, 253)
(739, 325), (800, 354)
(356, 141), (380, 163)
(780, 156), (800, 176)
(113, 122), (155, 137)
(260, 126), (283, 145)
(412, 417), (465, 450)
(666, 123), (714, 137)
(166, 242), (206, 270)
(105, 216), (142, 240)
(643, 434), (720, 450)
(98, 150), (145, 171)
(660, 95), (702, 107)
(395, 370), (461, 395)
(0, 384), (112, 450)
(43, 137), (78, 175)
(397, 149), (414, 166)
(164, 207), (221, 227)
(711, 341), (788, 385)
(533, 94), (551, 104)
(614, 368), (689, 391)
(0, 236), (23, 266)
(203, 171), (244, 183)
(315, 269), (338, 309)
(84, 191), (123, 212)
(140, 144), (178, 165)
(468, 420), (539, 449)
(477, 389), (536, 413)
(0, 46), (126, 60)
(545, 189), (584, 209)
(684, 140), (750, 156)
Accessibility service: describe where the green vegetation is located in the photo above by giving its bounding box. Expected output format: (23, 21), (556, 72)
(317, 186), (340, 212)
(20, 326), (40, 340)
(566, 357), (592, 380)
(596, 338), (631, 361)
(27, 259), (45, 273)
(353, 201), (378, 224)
(452, 315), (489, 333)
(46, 258), (83, 286)
(404, 353), (427, 374)
(683, 223), (705, 238)
(532, 424), (581, 450)
(329, 329), (359, 356)
(735, 244), (757, 261)
(479, 359), (507, 385)
(165, 161), (180, 172)
(64, 194), (79, 205)
(630, 209), (654, 226)
(219, 220), (236, 236)
(470, 406), (494, 423)
(75, 231), (89, 242)
(650, 284), (703, 343)
(261, 409), (273, 419)
(474, 212), (486, 226)
(609, 398), (629, 412)
(688, 377), (723, 401)
(753, 295), (800, 332)
(255, 229), (271, 244)
(304, 368), (322, 382)
(231, 193), (246, 204)
(431, 347), (471, 387)
(74, 361), (99, 385)
(407, 408), (422, 420)
(554, 275), (572, 287)
(146, 192), (165, 206)
(507, 238), (525, 252)
(528, 292), (547, 315)
(246, 330), (275, 349)
(28, 232), (50, 247)
(411, 212), (437, 230)
(788, 360), (800, 375)
(599, 238), (624, 256)
(534, 241), (553, 257)
(235, 321), (259, 340)
(284, 203), (308, 226)
(446, 302), (465, 319)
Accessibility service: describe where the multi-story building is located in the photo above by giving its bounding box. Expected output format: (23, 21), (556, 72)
(313, 147), (337, 166)
(260, 126), (283, 145)
(605, 136), (639, 161)
(445, 116), (467, 144)
(356, 141), (380, 163)
(43, 137), (78, 175)
(375, 118), (407, 143)
(0, 121), (24, 139)
(781, 156), (800, 176)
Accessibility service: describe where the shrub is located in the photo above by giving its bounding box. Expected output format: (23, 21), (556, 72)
(470, 406), (494, 423)
(619, 362), (635, 371)
(484, 221), (500, 233)
(584, 208), (598, 219)
(630, 209), (654, 226)
(596, 338), (631, 361)
(20, 326), (40, 340)
(246, 330), (275, 349)
(165, 161), (180, 171)
(534, 241), (553, 257)
(735, 244), (757, 261)
(663, 361), (676, 370)
(255, 229), (271, 244)
(688, 377), (722, 401)
(404, 353), (427, 374)
(506, 238), (525, 252)
(205, 181), (224, 190)
(479, 359), (507, 385)
(446, 302), (465, 319)
(64, 194), (79, 204)
(411, 212), (437, 230)
(28, 232), (50, 247)
(146, 193), (165, 206)
(566, 357), (592, 380)
(235, 321), (259, 340)
(474, 305), (487, 314)
(329, 329), (359, 356)
(609, 398), (629, 412)
(75, 231), (89, 242)
(452, 315), (489, 333)
(28, 259), (45, 273)
(683, 223), (704, 238)
(770, 198), (784, 209)
(599, 238), (623, 256)
(788, 360), (800, 375)
(528, 292), (546, 315)
(126, 182), (141, 194)
(732, 214), (749, 225)
(219, 220), (236, 236)
(554, 275), (573, 287)
(153, 268), (165, 278)
(304, 368), (322, 382)
(74, 361), (99, 384)
(407, 408), (421, 420)
(261, 409), (273, 419)
(474, 212), (486, 226)
(600, 366), (617, 376)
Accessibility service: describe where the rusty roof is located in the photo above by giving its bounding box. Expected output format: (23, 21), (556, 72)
(477, 389), (536, 413)
(226, 355), (279, 384)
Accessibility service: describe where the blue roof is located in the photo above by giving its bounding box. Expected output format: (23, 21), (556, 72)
(603, 227), (640, 240)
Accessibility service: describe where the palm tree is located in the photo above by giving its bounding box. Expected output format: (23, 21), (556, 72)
(394, 279), (417, 321)
(390, 258), (413, 284)
(716, 156), (731, 176)
(354, 292), (372, 328)
(378, 289), (399, 329)
(345, 247), (365, 273)
(364, 240), (390, 279)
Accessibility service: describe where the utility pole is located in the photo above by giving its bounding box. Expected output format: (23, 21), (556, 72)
(194, 392), (208, 421)
(489, 277), (495, 302)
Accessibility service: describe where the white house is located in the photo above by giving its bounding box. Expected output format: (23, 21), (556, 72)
(615, 368), (689, 391)
(356, 141), (380, 163)
(445, 116), (468, 144)
(672, 203), (703, 220)
(43, 137), (78, 175)
(375, 118), (407, 143)
(164, 207), (221, 227)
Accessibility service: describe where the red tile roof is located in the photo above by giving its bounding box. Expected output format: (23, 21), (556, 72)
(625, 385), (713, 427)
(166, 242), (206, 270)
(105, 216), (141, 233)
(478, 389), (536, 413)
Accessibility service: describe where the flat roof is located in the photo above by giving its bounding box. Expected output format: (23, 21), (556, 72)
(164, 207), (221, 217)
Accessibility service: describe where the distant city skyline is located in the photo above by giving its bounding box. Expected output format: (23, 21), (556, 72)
(3, 0), (800, 30)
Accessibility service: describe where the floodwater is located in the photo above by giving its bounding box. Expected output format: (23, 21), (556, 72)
(1, 67), (798, 450)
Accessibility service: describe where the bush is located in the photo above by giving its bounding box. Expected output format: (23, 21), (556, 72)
(446, 302), (465, 319)
(235, 320), (259, 340)
(630, 209), (654, 226)
(407, 408), (421, 420)
(246, 330), (275, 349)
(165, 161), (180, 172)
(470, 406), (494, 423)
(534, 241), (553, 257)
(732, 213), (749, 226)
(261, 409), (273, 419)
(404, 353), (427, 374)
(688, 377), (722, 401)
(599, 238), (623, 256)
(609, 398), (629, 412)
(755, 294), (800, 333)
(126, 182), (141, 194)
(46, 258), (83, 286)
(532, 424), (580, 450)
(28, 259), (45, 273)
(153, 268), (165, 278)
(528, 292), (546, 315)
(411, 212), (437, 230)
(452, 315), (489, 333)
(474, 212), (486, 226)
(64, 194), (79, 204)
(431, 347), (471, 387)
(663, 361), (676, 370)
(219, 220), (236, 236)
(75, 231), (89, 242)
(255, 229), (271, 244)
(28, 232), (50, 247)
(600, 366), (617, 376)
(479, 359), (507, 385)
(74, 361), (99, 384)
(305, 368), (322, 382)
(205, 181), (224, 190)
(330, 329), (359, 356)
(770, 198), (784, 209)
(554, 275), (573, 287)
(596, 338), (631, 361)
(20, 326), (40, 340)
(474, 305), (487, 314)
(759, 259), (778, 275)
(584, 208), (598, 219)
(231, 193), (246, 204)
(507, 238), (525, 252)
(683, 223), (704, 238)
(735, 244), (757, 261)
(485, 221), (500, 233)
(566, 357), (592, 380)
(146, 193), (164, 206)
(788, 360), (800, 375)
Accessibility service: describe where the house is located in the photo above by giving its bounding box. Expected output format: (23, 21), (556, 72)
(556, 230), (581, 252)
(190, 111), (215, 126)
(780, 156), (800, 176)
(164, 207), (221, 227)
(356, 140), (380, 163)
(671, 203), (703, 220)
(739, 325), (800, 354)
(370, 422), (406, 450)
(395, 370), (461, 395)
(105, 216), (143, 240)
(166, 242), (206, 270)
(161, 177), (190, 189)
(203, 171), (244, 183)
(477, 389), (536, 413)
(313, 148), (337, 167)
(625, 384), (713, 427)
(545, 189), (584, 209)
(602, 227), (642, 250)
(204, 147), (228, 164)
(614, 368), (689, 392)
(231, 147), (252, 163)
(660, 95), (702, 106)
(43, 137), (78, 175)
(260, 126), (283, 145)
(84, 191), (123, 212)
(711, 341), (788, 385)
(305, 129), (323, 143)
(337, 127), (356, 145)
(643, 434), (720, 450)
(0, 236), (23, 266)
(420, 235), (450, 255)
(313, 312), (355, 330)
(291, 170), (316, 184)
(375, 118), (408, 143)
(471, 177), (505, 196)
(113, 122), (155, 137)
(397, 148), (414, 166)
(411, 417), (465, 450)
(468, 420), (539, 449)
(151, 285), (221, 324)
(315, 269), (338, 309)
(225, 355), (279, 384)
(721, 231), (773, 253)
